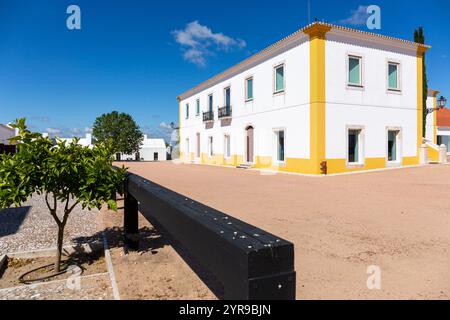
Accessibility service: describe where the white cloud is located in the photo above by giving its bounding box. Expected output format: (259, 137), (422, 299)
(172, 21), (246, 66)
(159, 121), (173, 130)
(46, 128), (61, 135)
(85, 127), (93, 133)
(338, 5), (369, 26)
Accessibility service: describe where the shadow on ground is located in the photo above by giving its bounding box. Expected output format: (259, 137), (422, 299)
(72, 225), (168, 255)
(0, 206), (31, 238)
(138, 211), (225, 299)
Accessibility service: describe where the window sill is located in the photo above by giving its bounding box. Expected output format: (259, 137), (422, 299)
(387, 89), (402, 95)
(346, 84), (364, 91)
(273, 90), (285, 96)
(245, 98), (254, 103)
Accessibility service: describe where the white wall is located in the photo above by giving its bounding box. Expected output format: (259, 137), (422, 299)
(0, 125), (15, 144)
(425, 96), (435, 142)
(139, 147), (167, 161)
(325, 34), (418, 160)
(180, 38), (310, 161)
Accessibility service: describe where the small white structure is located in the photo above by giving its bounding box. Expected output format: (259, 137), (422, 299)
(59, 133), (93, 148)
(0, 124), (18, 144)
(120, 135), (167, 161)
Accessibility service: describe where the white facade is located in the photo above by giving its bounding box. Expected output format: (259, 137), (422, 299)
(119, 135), (167, 161)
(0, 124), (17, 144)
(178, 22), (427, 174)
(59, 133), (93, 148)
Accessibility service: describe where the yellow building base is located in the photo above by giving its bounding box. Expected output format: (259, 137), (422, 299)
(179, 152), (420, 175)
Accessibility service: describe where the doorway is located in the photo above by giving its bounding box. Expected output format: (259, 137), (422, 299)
(153, 152), (158, 161)
(246, 126), (254, 163)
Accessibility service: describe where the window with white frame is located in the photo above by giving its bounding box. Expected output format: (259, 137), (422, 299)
(185, 138), (189, 154)
(208, 136), (214, 157)
(387, 130), (400, 162)
(387, 62), (400, 91)
(196, 132), (200, 158)
(208, 94), (213, 112)
(224, 87), (231, 107)
(196, 99), (200, 116)
(224, 135), (231, 158)
(348, 55), (362, 87)
(245, 77), (253, 101)
(274, 64), (285, 93)
(185, 103), (189, 119)
(347, 129), (362, 164)
(274, 130), (285, 162)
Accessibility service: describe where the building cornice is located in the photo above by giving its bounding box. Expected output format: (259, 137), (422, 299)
(177, 22), (431, 102)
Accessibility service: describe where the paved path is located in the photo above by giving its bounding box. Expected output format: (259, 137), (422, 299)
(119, 161), (450, 300)
(0, 194), (98, 255)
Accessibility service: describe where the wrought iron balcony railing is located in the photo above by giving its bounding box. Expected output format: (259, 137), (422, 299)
(218, 106), (232, 119)
(203, 110), (214, 122)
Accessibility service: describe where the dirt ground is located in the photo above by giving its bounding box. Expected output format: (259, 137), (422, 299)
(99, 202), (216, 300)
(0, 251), (106, 289)
(115, 161), (450, 300)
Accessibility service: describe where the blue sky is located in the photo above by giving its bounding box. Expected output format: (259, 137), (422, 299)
(0, 0), (448, 140)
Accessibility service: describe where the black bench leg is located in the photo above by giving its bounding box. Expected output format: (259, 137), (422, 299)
(124, 189), (139, 250)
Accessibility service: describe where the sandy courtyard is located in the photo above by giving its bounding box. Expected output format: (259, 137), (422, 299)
(116, 161), (450, 300)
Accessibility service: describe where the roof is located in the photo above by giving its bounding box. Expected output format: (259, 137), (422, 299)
(437, 108), (450, 127)
(142, 138), (166, 149)
(428, 89), (440, 97)
(0, 124), (14, 131)
(177, 21), (431, 101)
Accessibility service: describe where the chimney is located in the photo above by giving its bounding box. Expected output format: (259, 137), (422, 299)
(85, 133), (92, 146)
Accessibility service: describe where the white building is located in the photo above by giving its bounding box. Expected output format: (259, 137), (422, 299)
(56, 132), (167, 161)
(425, 89), (450, 155)
(119, 135), (167, 161)
(177, 22), (429, 175)
(59, 133), (93, 148)
(0, 124), (18, 145)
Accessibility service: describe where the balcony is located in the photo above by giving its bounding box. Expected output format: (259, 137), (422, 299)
(203, 110), (214, 122)
(218, 106), (232, 119)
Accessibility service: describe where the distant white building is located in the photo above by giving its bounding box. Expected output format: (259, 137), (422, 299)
(59, 133), (93, 148)
(48, 132), (167, 161)
(0, 124), (18, 145)
(119, 135), (167, 161)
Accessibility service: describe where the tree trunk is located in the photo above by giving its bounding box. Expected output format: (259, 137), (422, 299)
(55, 226), (64, 273)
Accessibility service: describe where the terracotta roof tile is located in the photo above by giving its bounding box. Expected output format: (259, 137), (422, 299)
(437, 108), (450, 127)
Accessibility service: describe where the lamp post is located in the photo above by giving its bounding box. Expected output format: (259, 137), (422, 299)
(426, 95), (447, 115)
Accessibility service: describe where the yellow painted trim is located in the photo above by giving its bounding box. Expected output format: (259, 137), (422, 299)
(403, 156), (419, 166)
(427, 146), (439, 162)
(305, 24), (331, 174)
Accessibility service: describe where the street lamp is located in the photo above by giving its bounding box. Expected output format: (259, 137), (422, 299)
(437, 95), (447, 109)
(426, 95), (447, 115)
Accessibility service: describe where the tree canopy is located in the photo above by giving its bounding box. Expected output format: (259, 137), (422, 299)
(0, 118), (127, 272)
(92, 111), (144, 155)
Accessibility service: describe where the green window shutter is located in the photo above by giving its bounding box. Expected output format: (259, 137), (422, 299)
(388, 64), (398, 89)
(247, 78), (253, 100)
(348, 57), (361, 85)
(275, 66), (284, 92)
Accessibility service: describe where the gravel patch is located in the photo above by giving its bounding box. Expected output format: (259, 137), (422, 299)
(0, 273), (113, 300)
(0, 194), (98, 255)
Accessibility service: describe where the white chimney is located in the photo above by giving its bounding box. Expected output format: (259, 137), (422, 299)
(85, 133), (92, 146)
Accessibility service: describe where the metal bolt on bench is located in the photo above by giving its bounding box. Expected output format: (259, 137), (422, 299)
(123, 173), (296, 300)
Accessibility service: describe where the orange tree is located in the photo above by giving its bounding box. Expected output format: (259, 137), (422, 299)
(0, 119), (127, 272)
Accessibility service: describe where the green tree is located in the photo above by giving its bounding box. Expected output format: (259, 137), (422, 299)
(0, 119), (127, 273)
(414, 27), (428, 137)
(92, 111), (144, 156)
